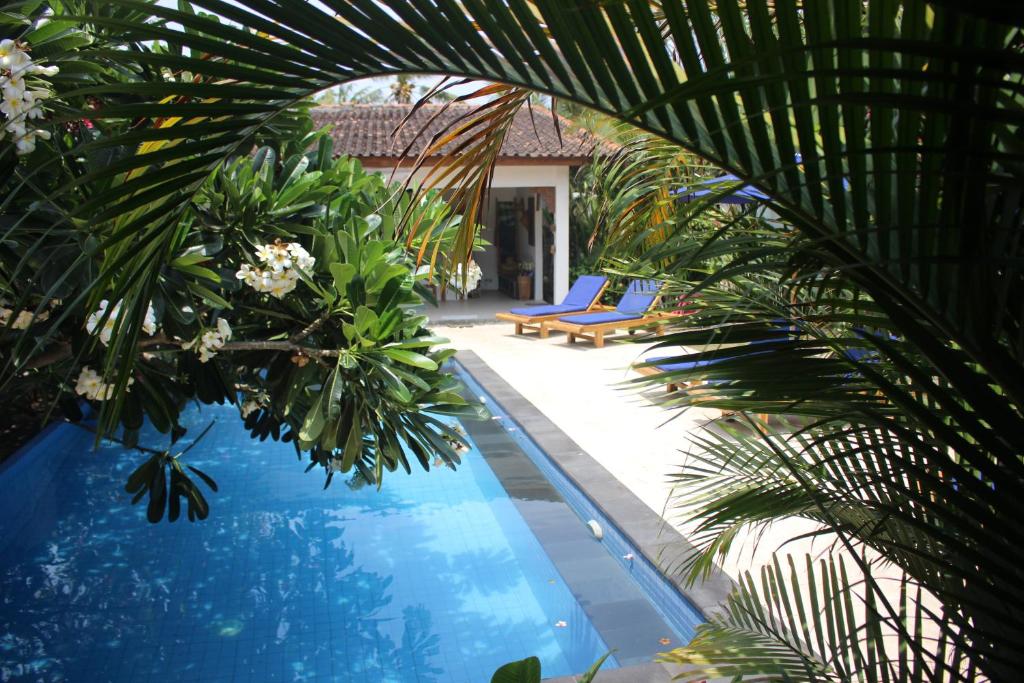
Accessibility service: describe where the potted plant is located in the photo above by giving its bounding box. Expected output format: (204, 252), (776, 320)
(516, 261), (534, 300)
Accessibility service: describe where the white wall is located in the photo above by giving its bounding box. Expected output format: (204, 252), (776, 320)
(554, 171), (569, 304)
(378, 163), (571, 303)
(533, 195), (544, 301)
(477, 198), (498, 290)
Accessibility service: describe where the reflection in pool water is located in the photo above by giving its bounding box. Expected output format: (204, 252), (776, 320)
(0, 402), (611, 682)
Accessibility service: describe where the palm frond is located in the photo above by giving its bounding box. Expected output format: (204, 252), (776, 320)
(392, 81), (530, 288)
(662, 554), (974, 683)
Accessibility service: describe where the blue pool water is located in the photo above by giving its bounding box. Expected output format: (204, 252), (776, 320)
(0, 373), (695, 682)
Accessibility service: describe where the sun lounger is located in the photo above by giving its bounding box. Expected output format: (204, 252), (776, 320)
(635, 329), (802, 424)
(540, 279), (665, 347)
(495, 275), (608, 335)
(635, 356), (727, 392)
(635, 331), (796, 391)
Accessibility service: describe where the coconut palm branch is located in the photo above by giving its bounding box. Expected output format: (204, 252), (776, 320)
(624, 222), (1015, 679)
(21, 0), (1019, 394)
(577, 130), (709, 255)
(2, 1), (1021, 680)
(663, 553), (975, 683)
(390, 81), (531, 289)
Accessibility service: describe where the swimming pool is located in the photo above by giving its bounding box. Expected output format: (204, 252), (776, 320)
(0, 366), (698, 682)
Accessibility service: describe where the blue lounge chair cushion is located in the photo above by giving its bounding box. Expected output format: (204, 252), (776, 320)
(648, 356), (724, 372)
(647, 339), (788, 372)
(559, 311), (642, 325)
(617, 279), (661, 314)
(644, 356), (730, 387)
(509, 303), (581, 317)
(562, 275), (608, 308)
(507, 275), (607, 317)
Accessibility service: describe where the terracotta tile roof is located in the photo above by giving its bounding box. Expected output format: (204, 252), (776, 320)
(311, 103), (609, 164)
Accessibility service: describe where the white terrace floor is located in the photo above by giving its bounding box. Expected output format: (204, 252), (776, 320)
(423, 291), (546, 325)
(434, 319), (821, 583)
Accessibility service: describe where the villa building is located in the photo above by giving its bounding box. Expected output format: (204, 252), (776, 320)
(312, 104), (605, 305)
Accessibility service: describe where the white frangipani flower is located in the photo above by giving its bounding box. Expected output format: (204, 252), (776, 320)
(74, 366), (133, 401)
(74, 366), (103, 399)
(85, 299), (158, 346)
(265, 248), (291, 272)
(0, 38), (57, 157)
(0, 90), (25, 118)
(22, 89), (48, 119)
(0, 40), (30, 70)
(235, 263), (258, 287)
(254, 243), (274, 261)
(187, 317), (232, 363)
(5, 119), (25, 138)
(0, 39), (15, 65)
(85, 300), (116, 345)
(287, 243), (316, 271)
(236, 241), (314, 299)
(13, 127), (48, 155)
(2, 72), (26, 97)
(30, 64), (59, 77)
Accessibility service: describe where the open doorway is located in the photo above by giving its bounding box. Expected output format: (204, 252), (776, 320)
(477, 188), (552, 304)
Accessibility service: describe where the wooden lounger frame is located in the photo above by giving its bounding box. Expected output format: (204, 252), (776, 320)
(494, 280), (610, 335)
(633, 363), (682, 391)
(539, 306), (670, 348)
(633, 362), (770, 422)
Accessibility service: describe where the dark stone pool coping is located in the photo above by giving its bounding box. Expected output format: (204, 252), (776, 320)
(455, 352), (735, 683)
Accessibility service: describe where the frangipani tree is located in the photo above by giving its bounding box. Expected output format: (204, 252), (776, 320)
(2, 86), (478, 522)
(1, 1), (1021, 681)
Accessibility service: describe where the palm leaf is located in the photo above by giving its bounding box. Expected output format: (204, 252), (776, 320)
(661, 554), (973, 683)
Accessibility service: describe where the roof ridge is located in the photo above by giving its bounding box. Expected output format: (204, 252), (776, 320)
(310, 103), (615, 160)
(311, 102), (474, 109)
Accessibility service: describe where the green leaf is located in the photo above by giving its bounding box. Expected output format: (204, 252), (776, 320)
(186, 465), (219, 493)
(339, 404), (363, 471)
(490, 656), (541, 683)
(174, 262), (221, 283)
(382, 349), (438, 370)
(578, 651), (614, 683)
(384, 336), (449, 350)
(298, 391), (326, 444)
(354, 305), (378, 336)
(330, 262), (357, 295)
(170, 252), (212, 267)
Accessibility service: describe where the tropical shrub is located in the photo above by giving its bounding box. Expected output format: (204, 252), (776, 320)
(2, 91), (477, 522)
(569, 130), (736, 295)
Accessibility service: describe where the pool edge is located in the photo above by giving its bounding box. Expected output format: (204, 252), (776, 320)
(454, 351), (735, 682)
